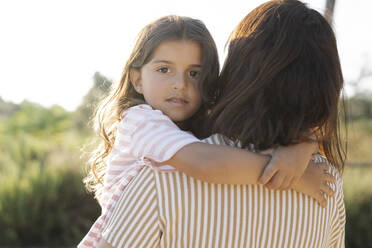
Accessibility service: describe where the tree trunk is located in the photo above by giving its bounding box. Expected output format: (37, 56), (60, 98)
(324, 0), (336, 26)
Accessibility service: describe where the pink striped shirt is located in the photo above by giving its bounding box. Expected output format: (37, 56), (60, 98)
(78, 104), (200, 248)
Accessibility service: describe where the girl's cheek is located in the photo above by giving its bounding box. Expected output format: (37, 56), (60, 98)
(192, 80), (200, 90)
(150, 75), (165, 84)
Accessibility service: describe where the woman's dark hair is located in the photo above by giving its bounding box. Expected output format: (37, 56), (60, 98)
(85, 15), (219, 201)
(208, 0), (347, 172)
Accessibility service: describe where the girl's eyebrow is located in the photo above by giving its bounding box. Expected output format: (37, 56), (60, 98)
(151, 60), (173, 64)
(190, 64), (203, 68)
(151, 60), (202, 67)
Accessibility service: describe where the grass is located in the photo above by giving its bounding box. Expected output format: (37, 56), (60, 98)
(346, 119), (372, 163)
(343, 165), (372, 202)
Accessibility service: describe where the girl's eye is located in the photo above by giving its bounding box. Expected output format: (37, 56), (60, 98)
(157, 67), (170, 73)
(189, 70), (201, 78)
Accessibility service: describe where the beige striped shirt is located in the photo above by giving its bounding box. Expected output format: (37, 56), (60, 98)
(102, 134), (346, 248)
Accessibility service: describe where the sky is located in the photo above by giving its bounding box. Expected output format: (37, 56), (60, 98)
(0, 0), (371, 111)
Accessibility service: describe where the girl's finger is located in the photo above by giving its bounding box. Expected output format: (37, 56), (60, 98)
(292, 176), (301, 188)
(265, 181), (273, 189)
(316, 191), (327, 208)
(321, 183), (335, 197)
(258, 163), (278, 184)
(321, 162), (330, 171)
(260, 148), (275, 156)
(280, 176), (291, 190)
(288, 177), (297, 189)
(323, 173), (336, 183)
(269, 173), (285, 189)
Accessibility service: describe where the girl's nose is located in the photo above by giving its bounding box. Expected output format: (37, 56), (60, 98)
(172, 73), (187, 90)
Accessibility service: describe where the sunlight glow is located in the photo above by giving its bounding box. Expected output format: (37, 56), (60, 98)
(0, 0), (371, 111)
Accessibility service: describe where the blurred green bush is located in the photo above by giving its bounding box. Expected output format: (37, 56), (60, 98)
(0, 166), (99, 246)
(0, 98), (101, 246)
(345, 193), (372, 248)
(343, 166), (372, 248)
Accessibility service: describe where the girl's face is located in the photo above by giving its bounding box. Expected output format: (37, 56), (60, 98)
(131, 40), (202, 122)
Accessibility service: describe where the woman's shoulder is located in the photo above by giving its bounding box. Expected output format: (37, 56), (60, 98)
(312, 153), (344, 191)
(203, 134), (253, 151)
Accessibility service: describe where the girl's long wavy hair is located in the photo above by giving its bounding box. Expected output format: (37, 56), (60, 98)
(208, 0), (347, 172)
(84, 15), (219, 201)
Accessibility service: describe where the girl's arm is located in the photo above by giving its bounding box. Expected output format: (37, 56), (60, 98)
(165, 140), (318, 186)
(165, 142), (335, 207)
(125, 106), (322, 192)
(165, 142), (270, 184)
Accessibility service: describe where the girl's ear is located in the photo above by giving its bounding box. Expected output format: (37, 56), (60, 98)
(130, 69), (142, 94)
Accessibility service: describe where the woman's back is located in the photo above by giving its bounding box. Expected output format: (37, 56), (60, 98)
(102, 134), (345, 248)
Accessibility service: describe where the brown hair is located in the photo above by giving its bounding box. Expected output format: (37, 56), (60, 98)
(208, 0), (346, 172)
(85, 15), (219, 201)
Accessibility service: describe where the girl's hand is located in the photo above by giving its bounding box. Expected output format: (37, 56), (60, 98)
(292, 160), (336, 208)
(258, 141), (318, 190)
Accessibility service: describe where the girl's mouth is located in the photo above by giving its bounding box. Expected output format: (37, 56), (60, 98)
(166, 97), (188, 106)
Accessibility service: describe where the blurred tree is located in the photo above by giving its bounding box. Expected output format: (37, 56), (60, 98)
(349, 62), (372, 94)
(347, 94), (372, 120)
(325, 0), (336, 25)
(346, 61), (372, 120)
(4, 101), (71, 137)
(0, 101), (73, 175)
(74, 72), (113, 132)
(0, 97), (19, 118)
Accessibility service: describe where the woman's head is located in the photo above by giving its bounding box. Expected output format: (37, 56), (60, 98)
(209, 0), (346, 170)
(85, 15), (219, 199)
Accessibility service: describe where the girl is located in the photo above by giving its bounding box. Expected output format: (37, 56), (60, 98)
(79, 15), (332, 248)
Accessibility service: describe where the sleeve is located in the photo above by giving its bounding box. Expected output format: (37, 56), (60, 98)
(102, 167), (161, 248)
(123, 105), (200, 163)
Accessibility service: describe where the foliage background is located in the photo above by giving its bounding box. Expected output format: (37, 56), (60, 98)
(1, 72), (372, 247)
